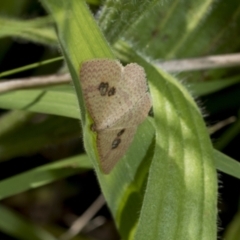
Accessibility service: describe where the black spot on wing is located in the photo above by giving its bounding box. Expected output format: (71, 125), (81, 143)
(111, 138), (121, 149)
(98, 82), (109, 96)
(108, 87), (116, 96)
(117, 129), (125, 137)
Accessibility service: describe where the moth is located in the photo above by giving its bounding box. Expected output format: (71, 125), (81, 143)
(79, 59), (151, 174)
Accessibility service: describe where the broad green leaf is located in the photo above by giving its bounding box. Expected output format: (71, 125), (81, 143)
(0, 87), (79, 119)
(0, 16), (58, 46)
(41, 1), (154, 239)
(0, 0), (238, 239)
(0, 154), (91, 200)
(120, 0), (240, 59)
(113, 0), (240, 86)
(41, 0), (114, 123)
(41, 1), (217, 239)
(98, 0), (161, 44)
(115, 42), (217, 240)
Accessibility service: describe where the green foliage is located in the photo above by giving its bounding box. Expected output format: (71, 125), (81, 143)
(0, 16), (57, 46)
(0, 154), (91, 200)
(0, 0), (240, 239)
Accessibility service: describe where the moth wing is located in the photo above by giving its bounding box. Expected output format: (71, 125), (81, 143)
(97, 93), (151, 174)
(97, 127), (137, 174)
(80, 59), (126, 130)
(80, 59), (152, 173)
(80, 60), (150, 130)
(114, 93), (151, 128)
(122, 63), (149, 101)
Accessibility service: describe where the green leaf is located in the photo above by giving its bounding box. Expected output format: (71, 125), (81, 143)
(119, 0), (240, 59)
(0, 57), (63, 78)
(40, 0), (115, 168)
(98, 0), (161, 44)
(189, 75), (240, 96)
(0, 87), (79, 119)
(214, 149), (240, 179)
(41, 0), (114, 124)
(113, 0), (240, 87)
(40, 1), (155, 238)
(40, 1), (217, 239)
(115, 42), (217, 240)
(0, 16), (58, 46)
(0, 154), (92, 200)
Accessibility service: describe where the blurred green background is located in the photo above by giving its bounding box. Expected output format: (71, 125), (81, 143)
(0, 0), (240, 239)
